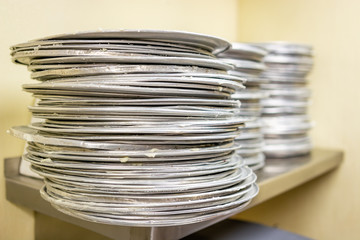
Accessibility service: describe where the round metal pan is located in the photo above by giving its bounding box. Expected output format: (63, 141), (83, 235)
(12, 30), (231, 54)
(40, 184), (258, 227)
(29, 65), (227, 80)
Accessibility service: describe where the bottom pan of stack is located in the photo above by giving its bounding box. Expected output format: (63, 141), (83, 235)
(20, 140), (258, 226)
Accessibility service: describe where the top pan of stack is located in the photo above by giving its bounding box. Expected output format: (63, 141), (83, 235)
(11, 30), (235, 80)
(11, 30), (230, 53)
(11, 29), (231, 63)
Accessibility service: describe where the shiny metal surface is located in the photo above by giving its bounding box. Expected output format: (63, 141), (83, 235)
(9, 30), (258, 227)
(258, 42), (314, 158)
(217, 42), (266, 170)
(11, 30), (231, 54)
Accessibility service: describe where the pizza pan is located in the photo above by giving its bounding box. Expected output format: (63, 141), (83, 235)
(12, 30), (231, 54)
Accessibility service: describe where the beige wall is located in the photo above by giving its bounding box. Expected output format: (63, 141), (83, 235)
(0, 0), (238, 239)
(234, 0), (360, 239)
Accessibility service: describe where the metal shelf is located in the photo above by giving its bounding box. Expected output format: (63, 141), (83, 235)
(4, 148), (343, 240)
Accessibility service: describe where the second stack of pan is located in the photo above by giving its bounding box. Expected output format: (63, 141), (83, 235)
(217, 43), (267, 170)
(257, 42), (314, 158)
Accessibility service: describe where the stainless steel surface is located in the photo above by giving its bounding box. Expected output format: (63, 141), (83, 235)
(258, 42), (314, 158)
(11, 30), (231, 54)
(217, 42), (266, 170)
(5, 148), (343, 240)
(10, 30), (258, 227)
(15, 53), (233, 70)
(29, 65), (227, 80)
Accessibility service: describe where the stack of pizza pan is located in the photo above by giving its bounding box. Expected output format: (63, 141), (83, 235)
(9, 30), (258, 226)
(256, 42), (313, 158)
(217, 43), (267, 170)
